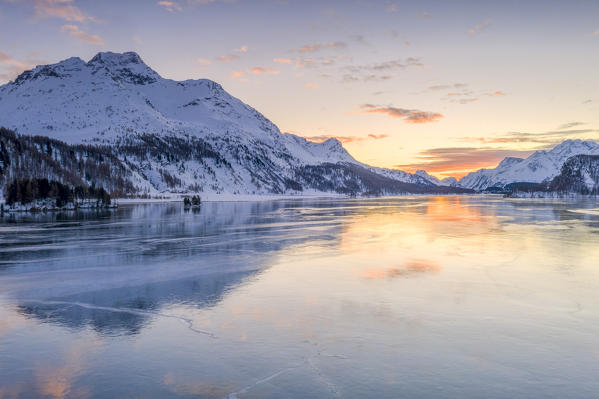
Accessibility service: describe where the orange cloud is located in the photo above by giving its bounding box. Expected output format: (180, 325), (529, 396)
(157, 1), (182, 12)
(273, 58), (292, 64)
(304, 82), (318, 89)
(197, 57), (211, 65)
(216, 54), (239, 62)
(60, 24), (104, 45)
(250, 66), (279, 75)
(231, 70), (246, 78)
(367, 133), (388, 140)
(360, 104), (443, 124)
(233, 45), (248, 53)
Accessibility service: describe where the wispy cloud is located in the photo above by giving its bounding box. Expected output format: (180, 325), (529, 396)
(216, 54), (239, 62)
(230, 66), (279, 80)
(11, 0), (97, 22)
(304, 82), (318, 89)
(296, 41), (346, 53)
(386, 3), (397, 13)
(215, 45), (247, 62)
(428, 83), (467, 91)
(60, 24), (104, 45)
(273, 58), (292, 64)
(427, 83), (504, 105)
(342, 58), (423, 82)
(368, 133), (388, 139)
(558, 121), (585, 130)
(0, 51), (38, 82)
(593, 29), (599, 36)
(360, 104), (443, 124)
(466, 127), (599, 146)
(250, 66), (279, 75)
(467, 19), (492, 35)
(157, 1), (182, 12)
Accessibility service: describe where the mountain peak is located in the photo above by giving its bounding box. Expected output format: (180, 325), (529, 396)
(549, 139), (598, 154)
(88, 51), (144, 67)
(497, 156), (524, 169)
(86, 51), (159, 85)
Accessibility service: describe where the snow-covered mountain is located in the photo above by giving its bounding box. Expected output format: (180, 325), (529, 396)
(459, 140), (599, 191)
(0, 51), (466, 196)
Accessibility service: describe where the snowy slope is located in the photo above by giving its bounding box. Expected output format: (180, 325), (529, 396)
(0, 51), (449, 195)
(459, 140), (599, 191)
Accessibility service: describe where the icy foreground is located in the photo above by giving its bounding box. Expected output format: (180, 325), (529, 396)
(2, 198), (599, 397)
(0, 51), (468, 197)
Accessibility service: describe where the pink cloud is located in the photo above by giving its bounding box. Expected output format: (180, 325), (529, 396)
(216, 54), (240, 62)
(23, 0), (97, 22)
(157, 1), (182, 12)
(60, 24), (104, 45)
(0, 51), (37, 82)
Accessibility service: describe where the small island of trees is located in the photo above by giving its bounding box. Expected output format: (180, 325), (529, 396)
(3, 178), (113, 212)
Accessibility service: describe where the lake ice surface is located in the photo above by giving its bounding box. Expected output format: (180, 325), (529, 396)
(1, 196), (599, 398)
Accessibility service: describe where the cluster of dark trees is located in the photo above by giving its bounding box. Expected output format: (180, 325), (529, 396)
(4, 178), (111, 207)
(0, 127), (137, 197)
(183, 195), (201, 207)
(547, 155), (599, 194)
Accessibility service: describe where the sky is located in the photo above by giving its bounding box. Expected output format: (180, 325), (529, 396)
(0, 0), (598, 178)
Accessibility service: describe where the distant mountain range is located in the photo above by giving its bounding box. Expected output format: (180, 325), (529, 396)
(458, 140), (599, 192)
(0, 51), (596, 198)
(0, 51), (471, 197)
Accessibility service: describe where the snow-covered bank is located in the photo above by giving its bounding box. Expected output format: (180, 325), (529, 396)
(116, 191), (349, 204)
(2, 199), (116, 213)
(507, 191), (599, 199)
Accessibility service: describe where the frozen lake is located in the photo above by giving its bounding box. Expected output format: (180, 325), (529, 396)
(1, 196), (599, 398)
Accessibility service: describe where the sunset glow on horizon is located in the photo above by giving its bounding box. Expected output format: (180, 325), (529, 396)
(1, 0), (597, 178)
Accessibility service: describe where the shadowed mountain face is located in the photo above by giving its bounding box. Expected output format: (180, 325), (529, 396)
(0, 52), (468, 196)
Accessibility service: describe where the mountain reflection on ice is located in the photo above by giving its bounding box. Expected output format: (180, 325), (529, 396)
(1, 196), (599, 399)
(0, 201), (347, 336)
